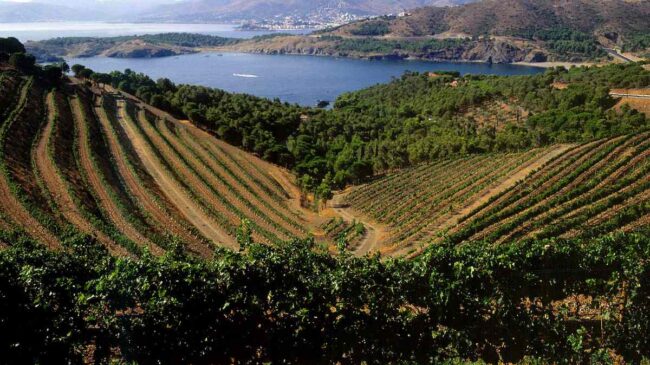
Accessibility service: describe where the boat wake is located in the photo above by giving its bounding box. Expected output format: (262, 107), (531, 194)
(233, 73), (259, 78)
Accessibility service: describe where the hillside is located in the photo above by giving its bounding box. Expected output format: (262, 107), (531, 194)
(26, 0), (649, 64)
(25, 33), (241, 62)
(0, 2), (76, 22)
(340, 134), (649, 256)
(1, 39), (650, 364)
(222, 0), (650, 63)
(0, 65), (324, 257)
(333, 0), (650, 40)
(2, 56), (649, 259)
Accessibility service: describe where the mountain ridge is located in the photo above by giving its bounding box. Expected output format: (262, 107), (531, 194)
(137, 0), (475, 23)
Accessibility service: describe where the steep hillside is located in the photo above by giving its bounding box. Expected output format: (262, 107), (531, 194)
(225, 0), (649, 63)
(334, 0), (650, 41)
(341, 133), (649, 256)
(0, 66), (320, 257)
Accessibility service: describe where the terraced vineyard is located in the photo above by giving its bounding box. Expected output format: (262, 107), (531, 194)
(344, 134), (649, 256)
(0, 71), (315, 256)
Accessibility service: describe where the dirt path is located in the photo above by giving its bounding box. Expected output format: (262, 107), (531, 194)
(330, 190), (388, 256)
(0, 81), (60, 249)
(101, 99), (212, 256)
(117, 100), (236, 249)
(35, 92), (119, 252)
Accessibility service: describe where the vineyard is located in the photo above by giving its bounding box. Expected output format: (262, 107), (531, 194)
(344, 133), (649, 256)
(1, 52), (650, 363)
(0, 69), (318, 256)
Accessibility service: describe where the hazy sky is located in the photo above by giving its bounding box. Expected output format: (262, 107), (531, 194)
(0, 0), (177, 3)
(0, 0), (180, 6)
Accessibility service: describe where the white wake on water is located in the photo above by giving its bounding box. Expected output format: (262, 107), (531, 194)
(233, 73), (259, 78)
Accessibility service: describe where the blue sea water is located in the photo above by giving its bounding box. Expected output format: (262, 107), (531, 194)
(66, 52), (545, 106)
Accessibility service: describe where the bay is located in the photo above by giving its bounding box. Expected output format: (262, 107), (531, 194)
(66, 52), (545, 106)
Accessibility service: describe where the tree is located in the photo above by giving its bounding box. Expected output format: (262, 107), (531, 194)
(77, 68), (94, 79)
(71, 64), (86, 77)
(0, 37), (25, 55)
(8, 52), (35, 71)
(59, 61), (70, 74)
(42, 65), (63, 83)
(91, 73), (112, 90)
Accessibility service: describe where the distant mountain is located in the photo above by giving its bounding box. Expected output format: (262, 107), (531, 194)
(138, 0), (476, 23)
(211, 0), (649, 64)
(333, 0), (650, 42)
(0, 0), (174, 22)
(0, 2), (76, 22)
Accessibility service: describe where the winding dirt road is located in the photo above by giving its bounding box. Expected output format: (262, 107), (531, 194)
(330, 191), (387, 256)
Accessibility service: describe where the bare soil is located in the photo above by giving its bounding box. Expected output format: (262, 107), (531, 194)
(116, 100), (236, 249)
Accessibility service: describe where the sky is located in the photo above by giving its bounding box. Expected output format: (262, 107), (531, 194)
(0, 0), (177, 3)
(0, 0), (187, 21)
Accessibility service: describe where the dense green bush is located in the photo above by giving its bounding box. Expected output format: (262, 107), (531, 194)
(349, 21), (391, 36)
(513, 28), (606, 60)
(623, 34), (650, 53)
(1, 229), (649, 364)
(0, 37), (25, 56)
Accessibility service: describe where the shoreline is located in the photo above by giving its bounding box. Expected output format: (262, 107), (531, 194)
(513, 61), (596, 69)
(58, 46), (607, 71)
(209, 47), (560, 68)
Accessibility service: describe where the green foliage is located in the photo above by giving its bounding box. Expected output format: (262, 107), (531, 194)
(513, 28), (606, 60)
(623, 34), (650, 52)
(8, 52), (36, 71)
(137, 33), (241, 47)
(36, 33), (241, 49)
(349, 20), (391, 36)
(71, 64), (86, 77)
(320, 35), (468, 54)
(0, 230), (649, 363)
(0, 36), (25, 55)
